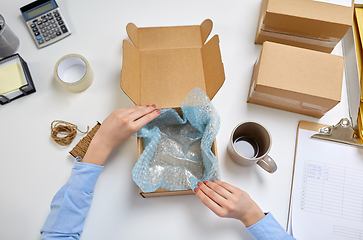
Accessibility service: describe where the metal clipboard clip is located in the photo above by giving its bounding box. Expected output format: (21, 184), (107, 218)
(311, 118), (363, 148)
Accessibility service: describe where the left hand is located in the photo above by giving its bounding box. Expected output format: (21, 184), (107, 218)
(194, 180), (265, 227)
(82, 105), (160, 166)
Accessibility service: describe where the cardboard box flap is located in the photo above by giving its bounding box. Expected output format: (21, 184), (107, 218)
(200, 19), (213, 44)
(262, 0), (353, 40)
(126, 19), (213, 50)
(201, 35), (225, 99)
(126, 23), (140, 48)
(121, 39), (141, 105)
(121, 20), (225, 108)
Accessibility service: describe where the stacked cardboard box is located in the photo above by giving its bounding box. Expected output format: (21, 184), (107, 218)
(249, 0), (353, 118)
(248, 41), (344, 118)
(255, 0), (353, 53)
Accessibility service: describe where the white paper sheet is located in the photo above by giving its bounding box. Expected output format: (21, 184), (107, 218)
(290, 128), (363, 239)
(312, 0), (352, 7)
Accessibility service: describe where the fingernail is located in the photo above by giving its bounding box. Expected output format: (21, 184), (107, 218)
(146, 105), (150, 107)
(197, 181), (203, 187)
(194, 187), (199, 193)
(151, 104), (156, 108)
(156, 109), (161, 114)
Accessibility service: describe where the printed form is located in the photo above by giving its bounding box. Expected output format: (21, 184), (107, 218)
(289, 128), (363, 240)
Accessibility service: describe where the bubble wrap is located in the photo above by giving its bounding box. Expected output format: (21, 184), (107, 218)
(132, 87), (221, 193)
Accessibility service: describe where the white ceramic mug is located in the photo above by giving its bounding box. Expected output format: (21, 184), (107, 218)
(227, 122), (277, 173)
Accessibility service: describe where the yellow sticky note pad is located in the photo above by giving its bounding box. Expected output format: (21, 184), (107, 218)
(0, 62), (26, 95)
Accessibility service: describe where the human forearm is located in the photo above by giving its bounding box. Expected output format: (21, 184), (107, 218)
(238, 199), (265, 227)
(41, 105), (160, 239)
(82, 133), (112, 166)
(41, 160), (103, 239)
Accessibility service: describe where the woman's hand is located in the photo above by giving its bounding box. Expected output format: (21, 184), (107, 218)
(194, 180), (265, 227)
(82, 105), (160, 166)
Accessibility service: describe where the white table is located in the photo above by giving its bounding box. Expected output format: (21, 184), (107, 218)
(0, 1), (350, 239)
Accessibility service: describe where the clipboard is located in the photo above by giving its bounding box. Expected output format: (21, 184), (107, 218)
(287, 119), (363, 239)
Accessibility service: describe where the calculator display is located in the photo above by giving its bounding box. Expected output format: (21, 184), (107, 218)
(26, 2), (54, 19)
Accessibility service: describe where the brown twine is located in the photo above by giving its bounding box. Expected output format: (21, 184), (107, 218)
(51, 120), (89, 146)
(70, 122), (101, 159)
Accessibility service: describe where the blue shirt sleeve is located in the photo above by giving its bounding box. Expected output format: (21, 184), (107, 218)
(40, 160), (294, 240)
(40, 159), (103, 240)
(246, 213), (296, 240)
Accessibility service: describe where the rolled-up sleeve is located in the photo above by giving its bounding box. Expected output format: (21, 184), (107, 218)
(40, 159), (103, 240)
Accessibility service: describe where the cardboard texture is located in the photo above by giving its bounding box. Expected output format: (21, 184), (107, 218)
(121, 19), (225, 197)
(255, 0), (354, 53)
(247, 41), (344, 118)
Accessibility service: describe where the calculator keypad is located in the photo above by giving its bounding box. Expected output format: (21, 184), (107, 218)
(27, 8), (70, 48)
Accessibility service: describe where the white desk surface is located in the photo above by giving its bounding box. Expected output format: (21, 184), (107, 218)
(0, 1), (350, 239)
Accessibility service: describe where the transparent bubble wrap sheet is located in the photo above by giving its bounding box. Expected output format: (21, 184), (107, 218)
(132, 88), (221, 193)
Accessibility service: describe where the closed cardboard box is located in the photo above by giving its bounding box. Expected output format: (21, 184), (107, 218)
(121, 19), (225, 197)
(248, 41), (344, 118)
(255, 0), (353, 53)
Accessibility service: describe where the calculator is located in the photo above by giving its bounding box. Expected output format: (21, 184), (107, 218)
(20, 0), (71, 48)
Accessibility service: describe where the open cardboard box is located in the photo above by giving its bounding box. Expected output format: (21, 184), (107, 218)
(255, 0), (354, 53)
(248, 41), (344, 118)
(121, 19), (225, 197)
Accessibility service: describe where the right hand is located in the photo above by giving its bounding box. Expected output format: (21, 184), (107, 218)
(194, 180), (265, 227)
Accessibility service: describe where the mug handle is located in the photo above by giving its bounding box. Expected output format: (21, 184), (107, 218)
(257, 155), (277, 173)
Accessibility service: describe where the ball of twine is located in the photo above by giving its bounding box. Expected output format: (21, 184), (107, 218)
(51, 120), (89, 146)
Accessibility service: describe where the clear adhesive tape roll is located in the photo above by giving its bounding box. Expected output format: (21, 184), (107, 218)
(54, 54), (93, 93)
